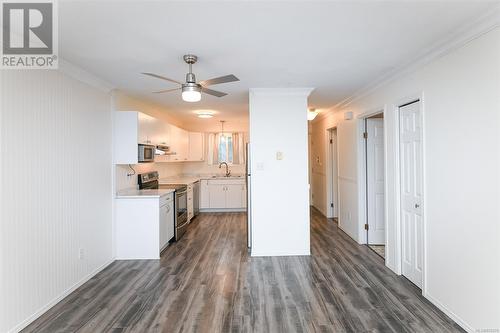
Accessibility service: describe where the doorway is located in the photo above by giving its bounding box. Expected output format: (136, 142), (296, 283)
(364, 113), (386, 258)
(399, 100), (424, 288)
(327, 128), (339, 220)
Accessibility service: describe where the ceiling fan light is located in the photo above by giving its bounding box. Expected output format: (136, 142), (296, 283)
(182, 83), (201, 102)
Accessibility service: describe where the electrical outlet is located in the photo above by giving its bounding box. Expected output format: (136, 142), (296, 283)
(78, 248), (85, 260)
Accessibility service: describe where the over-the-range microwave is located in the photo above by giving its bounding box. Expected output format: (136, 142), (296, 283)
(138, 144), (155, 163)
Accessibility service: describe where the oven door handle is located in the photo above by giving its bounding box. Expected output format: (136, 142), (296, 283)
(177, 218), (189, 229)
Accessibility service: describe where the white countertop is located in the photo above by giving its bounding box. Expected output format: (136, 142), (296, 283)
(116, 188), (175, 199)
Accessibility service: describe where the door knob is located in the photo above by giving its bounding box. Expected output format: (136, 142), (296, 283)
(415, 204), (420, 208)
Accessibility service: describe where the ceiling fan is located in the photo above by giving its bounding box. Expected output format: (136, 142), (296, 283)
(141, 54), (239, 102)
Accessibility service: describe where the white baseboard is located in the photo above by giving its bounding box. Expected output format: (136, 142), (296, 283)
(8, 258), (115, 333)
(422, 291), (474, 333)
(199, 208), (246, 213)
(251, 250), (311, 257)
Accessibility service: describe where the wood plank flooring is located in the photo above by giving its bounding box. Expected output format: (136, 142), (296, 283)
(23, 209), (464, 333)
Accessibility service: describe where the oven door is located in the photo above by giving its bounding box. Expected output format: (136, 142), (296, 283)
(138, 144), (155, 163)
(175, 189), (188, 240)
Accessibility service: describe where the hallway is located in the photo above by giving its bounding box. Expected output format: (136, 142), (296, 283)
(24, 210), (463, 333)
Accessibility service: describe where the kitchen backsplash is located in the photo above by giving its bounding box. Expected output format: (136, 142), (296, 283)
(115, 163), (183, 191)
(115, 161), (246, 192)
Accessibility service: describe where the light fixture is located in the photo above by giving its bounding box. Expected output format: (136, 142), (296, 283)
(220, 120), (228, 138)
(308, 108), (319, 121)
(181, 82), (201, 102)
(195, 110), (215, 118)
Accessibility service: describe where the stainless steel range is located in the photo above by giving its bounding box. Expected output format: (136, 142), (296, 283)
(138, 171), (188, 241)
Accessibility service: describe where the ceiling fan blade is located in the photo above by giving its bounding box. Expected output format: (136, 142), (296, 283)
(152, 88), (181, 94)
(201, 87), (227, 97)
(200, 74), (239, 87)
(141, 72), (182, 85)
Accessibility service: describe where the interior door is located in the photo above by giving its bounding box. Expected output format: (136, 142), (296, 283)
(399, 101), (424, 288)
(367, 118), (385, 244)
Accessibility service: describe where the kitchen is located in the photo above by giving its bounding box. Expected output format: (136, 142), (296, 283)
(113, 96), (250, 259)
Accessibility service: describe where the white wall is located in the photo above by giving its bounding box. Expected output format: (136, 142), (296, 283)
(0, 68), (114, 332)
(249, 88), (312, 256)
(311, 28), (500, 331)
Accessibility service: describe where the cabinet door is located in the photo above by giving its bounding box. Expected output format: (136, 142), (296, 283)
(155, 121), (171, 146)
(138, 112), (155, 144)
(208, 184), (226, 208)
(170, 126), (189, 161)
(200, 180), (210, 209)
(166, 201), (175, 241)
(225, 184), (244, 209)
(188, 132), (204, 161)
(159, 203), (169, 250)
(241, 184), (247, 208)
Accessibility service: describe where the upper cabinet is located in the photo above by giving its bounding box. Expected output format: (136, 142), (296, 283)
(169, 126), (189, 161)
(114, 111), (205, 164)
(188, 132), (204, 161)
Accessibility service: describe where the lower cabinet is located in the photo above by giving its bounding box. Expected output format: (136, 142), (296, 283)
(159, 196), (175, 250)
(116, 192), (175, 259)
(202, 179), (246, 210)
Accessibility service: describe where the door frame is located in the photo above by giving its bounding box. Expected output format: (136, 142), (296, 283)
(356, 108), (387, 247)
(325, 127), (338, 219)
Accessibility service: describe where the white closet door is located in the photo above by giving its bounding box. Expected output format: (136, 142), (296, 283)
(400, 101), (424, 288)
(367, 118), (385, 244)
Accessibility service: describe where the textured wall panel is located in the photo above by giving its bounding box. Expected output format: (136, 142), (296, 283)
(0, 70), (113, 332)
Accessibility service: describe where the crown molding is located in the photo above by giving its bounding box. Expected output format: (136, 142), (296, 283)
(329, 4), (500, 111)
(59, 58), (115, 93)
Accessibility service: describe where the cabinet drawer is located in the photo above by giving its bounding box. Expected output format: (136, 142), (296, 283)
(159, 193), (173, 207)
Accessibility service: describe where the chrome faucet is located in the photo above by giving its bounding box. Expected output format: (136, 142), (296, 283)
(219, 162), (231, 177)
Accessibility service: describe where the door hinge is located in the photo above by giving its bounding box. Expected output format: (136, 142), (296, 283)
(364, 223), (369, 230)
(330, 203), (334, 208)
(363, 132), (368, 139)
(330, 139), (333, 144)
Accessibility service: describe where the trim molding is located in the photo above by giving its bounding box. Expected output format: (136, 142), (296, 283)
(315, 5), (500, 116)
(59, 59), (115, 93)
(8, 259), (115, 333)
(423, 291), (474, 333)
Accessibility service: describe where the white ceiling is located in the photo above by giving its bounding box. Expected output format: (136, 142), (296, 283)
(59, 1), (497, 129)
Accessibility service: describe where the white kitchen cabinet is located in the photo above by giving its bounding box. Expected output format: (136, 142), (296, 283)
(159, 196), (174, 250)
(169, 126), (189, 162)
(116, 191), (175, 259)
(114, 110), (204, 164)
(208, 184), (227, 208)
(200, 180), (210, 209)
(225, 184), (244, 209)
(202, 178), (246, 211)
(188, 132), (204, 161)
(138, 112), (156, 145)
(187, 183), (194, 221)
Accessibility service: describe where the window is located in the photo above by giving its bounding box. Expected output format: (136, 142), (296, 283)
(218, 134), (233, 164)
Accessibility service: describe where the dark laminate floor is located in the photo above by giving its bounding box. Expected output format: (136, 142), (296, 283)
(23, 209), (464, 333)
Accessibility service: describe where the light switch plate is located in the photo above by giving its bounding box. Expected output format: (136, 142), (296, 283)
(276, 151), (283, 160)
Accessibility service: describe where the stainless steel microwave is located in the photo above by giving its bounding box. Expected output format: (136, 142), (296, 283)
(138, 144), (155, 163)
